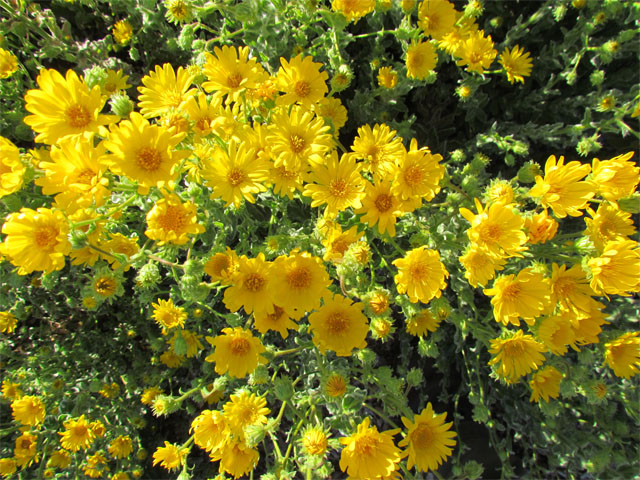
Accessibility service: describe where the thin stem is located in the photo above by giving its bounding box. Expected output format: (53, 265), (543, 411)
(363, 402), (400, 429)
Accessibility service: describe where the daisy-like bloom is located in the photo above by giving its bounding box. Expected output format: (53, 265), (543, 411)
(524, 209), (558, 244)
(0, 311), (18, 333)
(211, 439), (259, 479)
(357, 178), (406, 237)
(145, 193), (204, 245)
(399, 403), (456, 473)
(303, 151), (366, 218)
(222, 391), (270, 437)
(204, 248), (239, 284)
(459, 244), (506, 288)
(0, 458), (17, 476)
(0, 48), (18, 78)
(314, 96), (348, 131)
(137, 63), (196, 118)
(169, 329), (204, 358)
(268, 106), (333, 170)
(301, 425), (330, 456)
(14, 431), (38, 468)
(392, 138), (444, 202)
(406, 309), (441, 337)
(141, 386), (164, 406)
(112, 20), (133, 45)
(393, 246), (449, 304)
(276, 54), (329, 108)
(406, 40), (438, 80)
(59, 415), (95, 451)
(11, 395), (46, 427)
(191, 410), (229, 453)
(488, 330), (547, 383)
(536, 315), (577, 355)
(165, 0), (193, 24)
(201, 140), (269, 208)
(0, 136), (25, 198)
(549, 263), (594, 313)
(108, 435), (133, 459)
(584, 203), (637, 252)
(182, 92), (222, 139)
(324, 373), (348, 397)
(417, 0), (458, 40)
(23, 69), (116, 145)
(352, 123), (405, 177)
(455, 30), (498, 74)
(588, 239), (640, 296)
(485, 179), (515, 205)
(571, 299), (608, 346)
(223, 253), (275, 316)
(269, 161), (308, 200)
(102, 69), (131, 96)
(202, 45), (267, 104)
(205, 327), (267, 378)
(484, 268), (551, 327)
(366, 290), (391, 316)
(604, 331), (640, 378)
(47, 449), (71, 469)
(528, 155), (594, 218)
(152, 441), (189, 471)
(499, 45), (533, 84)
(151, 298), (187, 333)
(332, 0), (375, 23)
(322, 223), (363, 262)
(459, 198), (527, 257)
(529, 366), (562, 402)
(590, 151), (638, 202)
(437, 18), (478, 54)
(254, 305), (298, 339)
(377, 66), (398, 89)
(103, 112), (188, 193)
(0, 207), (71, 275)
(1, 379), (22, 399)
(309, 294), (369, 356)
(339, 417), (402, 479)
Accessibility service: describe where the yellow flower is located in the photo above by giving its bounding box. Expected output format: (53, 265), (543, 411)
(210, 439), (259, 479)
(145, 193), (204, 246)
(485, 179), (515, 205)
(367, 290), (391, 316)
(59, 415), (95, 451)
(339, 417), (402, 479)
(588, 239), (640, 296)
(524, 209), (558, 244)
(182, 92), (221, 139)
(321, 223), (363, 262)
(528, 155), (594, 218)
(102, 69), (131, 96)
(549, 263), (594, 313)
(571, 299), (608, 346)
(152, 441), (189, 471)
(23, 69), (117, 145)
(0, 458), (17, 477)
(112, 20), (133, 45)
(393, 246), (449, 304)
(100, 232), (139, 270)
(204, 248), (239, 284)
(437, 19), (478, 54)
(141, 386), (164, 406)
(399, 403), (457, 472)
(417, 0), (458, 40)
(91, 269), (122, 301)
(47, 449), (71, 469)
(301, 425), (330, 456)
(499, 45), (533, 84)
(484, 268), (551, 327)
(309, 294), (369, 356)
(0, 311), (18, 333)
(222, 391), (270, 438)
(11, 395), (46, 427)
(14, 431), (38, 468)
(168, 329), (203, 358)
(604, 331), (640, 378)
(314, 96), (348, 131)
(159, 350), (184, 368)
(137, 63), (196, 118)
(222, 253), (275, 316)
(165, 0), (193, 23)
(108, 435), (133, 459)
(377, 66), (398, 88)
(488, 330), (547, 383)
(151, 298), (187, 333)
(0, 48), (18, 79)
(584, 203), (637, 253)
(351, 123), (404, 177)
(1, 379), (22, 400)
(459, 245), (506, 288)
(536, 315), (577, 355)
(357, 178), (406, 237)
(0, 136), (25, 198)
(324, 372), (348, 397)
(332, 0), (376, 23)
(276, 54), (329, 108)
(590, 151), (639, 202)
(455, 30), (497, 74)
(406, 309), (441, 337)
(205, 327), (267, 378)
(529, 366), (562, 402)
(406, 40), (438, 80)
(0, 207), (71, 275)
(191, 410), (228, 453)
(392, 138), (444, 201)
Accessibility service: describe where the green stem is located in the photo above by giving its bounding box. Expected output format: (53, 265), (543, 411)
(363, 402), (400, 429)
(176, 386), (201, 403)
(147, 254), (185, 270)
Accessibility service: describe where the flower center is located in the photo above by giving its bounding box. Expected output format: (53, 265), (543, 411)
(411, 424), (434, 449)
(501, 283), (521, 301)
(329, 179), (348, 198)
(480, 223), (502, 242)
(354, 431), (379, 456)
(326, 312), (348, 335)
(136, 146), (163, 171)
(276, 166), (297, 180)
(374, 193), (393, 212)
(159, 205), (186, 232)
(19, 438), (33, 449)
(35, 226), (59, 249)
(366, 145), (379, 162)
(409, 53), (423, 69)
(65, 104), (91, 129)
(94, 277), (117, 296)
(195, 117), (211, 133)
(404, 165), (424, 187)
(73, 425), (88, 437)
(230, 337), (250, 355)
(267, 306), (285, 323)
(243, 273), (265, 292)
(503, 340), (525, 356)
(226, 168), (246, 187)
(331, 239), (349, 255)
(408, 262), (427, 281)
(554, 277), (574, 297)
(227, 72), (243, 89)
(286, 266), (311, 289)
(289, 134), (306, 154)
(294, 81), (311, 98)
(76, 169), (96, 184)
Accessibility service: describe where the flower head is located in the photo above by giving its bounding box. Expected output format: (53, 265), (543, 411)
(459, 245), (506, 288)
(223, 253), (275, 316)
(152, 441), (188, 471)
(588, 239), (640, 296)
(59, 415), (95, 451)
(351, 123), (404, 177)
(204, 248), (239, 284)
(489, 330), (547, 383)
(357, 178), (406, 237)
(529, 366), (562, 402)
(112, 20), (133, 45)
(151, 298), (187, 333)
(499, 45), (533, 84)
(0, 311), (18, 333)
(591, 152), (638, 202)
(205, 327), (267, 378)
(0, 48), (18, 79)
(406, 309), (441, 337)
(301, 425), (330, 456)
(191, 410), (229, 453)
(604, 331), (640, 378)
(377, 66), (398, 89)
(324, 373), (348, 397)
(276, 55), (329, 108)
(145, 193), (204, 245)
(332, 0), (376, 23)
(455, 31), (497, 74)
(418, 0), (458, 39)
(108, 435), (133, 459)
(137, 64), (196, 118)
(584, 203), (636, 253)
(0, 136), (25, 198)
(222, 391), (270, 438)
(210, 439), (259, 479)
(11, 395), (46, 427)
(393, 246), (449, 304)
(406, 41), (438, 80)
(309, 294), (369, 356)
(524, 209), (558, 244)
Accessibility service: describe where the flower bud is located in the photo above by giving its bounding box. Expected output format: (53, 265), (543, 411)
(589, 70), (605, 86)
(617, 194), (640, 214)
(272, 375), (294, 401)
(517, 161), (542, 183)
(110, 93), (134, 117)
(135, 262), (160, 290)
(407, 368), (423, 387)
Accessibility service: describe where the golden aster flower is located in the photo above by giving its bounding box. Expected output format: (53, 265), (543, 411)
(592, 382), (607, 399)
(393, 246), (449, 304)
(366, 290), (391, 316)
(309, 294), (369, 357)
(301, 425), (330, 456)
(549, 263), (594, 313)
(437, 19), (478, 55)
(459, 198), (527, 257)
(399, 403), (457, 472)
(417, 0), (458, 40)
(604, 331), (640, 378)
(0, 136), (25, 198)
(151, 298), (187, 333)
(276, 54), (329, 108)
(100, 232), (139, 270)
(455, 30), (498, 74)
(0, 207), (71, 275)
(459, 244), (506, 288)
(222, 390), (270, 438)
(47, 449), (71, 469)
(314, 96), (348, 131)
(529, 366), (563, 402)
(152, 441), (188, 471)
(201, 140), (269, 208)
(202, 45), (267, 105)
(168, 329), (203, 358)
(23, 69), (117, 145)
(210, 439), (259, 479)
(484, 268), (551, 327)
(182, 92), (222, 139)
(164, 0), (193, 23)
(204, 247), (239, 284)
(324, 372), (348, 397)
(0, 311), (18, 333)
(160, 350), (185, 368)
(406, 309), (441, 337)
(102, 69), (131, 96)
(406, 40), (438, 80)
(377, 66), (398, 89)
(536, 315), (577, 356)
(352, 123), (404, 176)
(91, 268), (122, 301)
(267, 105), (333, 171)
(103, 112), (188, 193)
(488, 330), (547, 383)
(141, 386), (164, 406)
(402, 0), (416, 12)
(1, 379), (22, 399)
(205, 327), (267, 378)
(304, 151), (366, 218)
(590, 151), (639, 202)
(59, 415), (95, 451)
(112, 20), (133, 45)
(332, 0), (376, 23)
(109, 435), (133, 459)
(191, 410), (229, 453)
(322, 223), (363, 263)
(90, 419), (105, 436)
(339, 417), (402, 479)
(596, 95), (616, 112)
(0, 458), (17, 476)
(11, 395), (46, 427)
(528, 155), (594, 218)
(145, 193), (204, 246)
(485, 179), (515, 205)
(0, 47), (18, 79)
(253, 304), (298, 339)
(137, 63), (196, 118)
(392, 138), (444, 202)
(571, 299), (608, 346)
(499, 45), (533, 84)
(524, 209), (558, 244)
(269, 161), (308, 200)
(14, 431), (38, 468)
(584, 203), (636, 253)
(371, 317), (394, 341)
(357, 178), (406, 237)
(223, 253), (275, 316)
(588, 239), (640, 296)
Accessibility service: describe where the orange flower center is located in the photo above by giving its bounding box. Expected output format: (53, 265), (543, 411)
(366, 145), (379, 162)
(503, 339), (525, 356)
(408, 262), (427, 281)
(229, 337), (250, 355)
(94, 277), (117, 296)
(266, 306), (285, 323)
(410, 423), (434, 449)
(289, 134), (306, 154)
(294, 81), (311, 98)
(404, 165), (424, 187)
(374, 193), (393, 212)
(35, 225), (59, 249)
(208, 255), (231, 276)
(136, 146), (162, 172)
(409, 52), (423, 70)
(329, 179), (348, 198)
(76, 169), (96, 184)
(243, 273), (265, 292)
(73, 424), (89, 437)
(227, 73), (243, 89)
(286, 266), (312, 289)
(326, 311), (348, 335)
(19, 438), (33, 449)
(226, 168), (246, 187)
(158, 205), (187, 232)
(331, 238), (349, 256)
(354, 431), (379, 456)
(276, 166), (297, 180)
(479, 223), (502, 243)
(65, 104), (91, 128)
(501, 282), (521, 301)
(195, 117), (211, 133)
(553, 276), (575, 297)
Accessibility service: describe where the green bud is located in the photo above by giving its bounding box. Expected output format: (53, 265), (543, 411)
(450, 149), (466, 163)
(553, 4), (567, 21)
(406, 368), (423, 387)
(109, 93), (134, 117)
(512, 140), (529, 157)
(472, 404), (490, 423)
(589, 70), (605, 86)
(463, 461), (485, 480)
(355, 348), (376, 366)
(178, 25), (194, 50)
(602, 39), (619, 54)
(129, 46), (140, 61)
(83, 65), (107, 89)
(273, 375), (294, 401)
(40, 272), (59, 291)
(489, 16), (503, 28)
(330, 65), (353, 92)
(244, 424), (267, 447)
(212, 376), (228, 392)
(69, 230), (88, 249)
(472, 152), (491, 169)
(249, 365), (269, 385)
(564, 70), (577, 86)
(576, 135), (602, 157)
(183, 259), (203, 276)
(617, 194), (640, 214)
(517, 161), (542, 183)
(464, 0), (483, 18)
(136, 262), (160, 290)
(192, 39), (205, 51)
(461, 176), (480, 195)
(176, 470), (191, 480)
